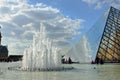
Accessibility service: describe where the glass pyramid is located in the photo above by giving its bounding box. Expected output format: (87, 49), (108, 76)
(95, 7), (120, 63)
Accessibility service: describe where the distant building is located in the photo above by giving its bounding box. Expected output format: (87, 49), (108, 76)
(0, 45), (8, 58)
(8, 55), (23, 61)
(0, 27), (8, 60)
(0, 27), (23, 62)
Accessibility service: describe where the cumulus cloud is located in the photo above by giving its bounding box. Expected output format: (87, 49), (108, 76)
(82, 0), (120, 9)
(0, 0), (84, 55)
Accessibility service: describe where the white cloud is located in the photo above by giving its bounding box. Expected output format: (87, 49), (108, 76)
(82, 0), (120, 9)
(0, 0), (84, 55)
(82, 0), (97, 4)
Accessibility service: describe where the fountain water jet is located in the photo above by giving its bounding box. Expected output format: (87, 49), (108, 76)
(22, 23), (62, 71)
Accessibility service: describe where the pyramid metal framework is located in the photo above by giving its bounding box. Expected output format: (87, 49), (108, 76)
(95, 7), (120, 63)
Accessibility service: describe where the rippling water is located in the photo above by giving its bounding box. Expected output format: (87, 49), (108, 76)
(0, 62), (120, 80)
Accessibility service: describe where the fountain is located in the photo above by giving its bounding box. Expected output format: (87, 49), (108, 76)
(22, 23), (62, 71)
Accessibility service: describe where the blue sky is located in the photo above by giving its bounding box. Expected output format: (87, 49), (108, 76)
(28, 0), (111, 32)
(0, 0), (120, 55)
(27, 0), (120, 43)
